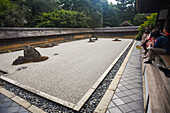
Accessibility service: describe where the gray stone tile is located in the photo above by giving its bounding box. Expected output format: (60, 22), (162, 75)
(120, 81), (129, 86)
(0, 94), (5, 103)
(130, 88), (142, 94)
(11, 102), (20, 107)
(113, 98), (125, 106)
(118, 104), (133, 113)
(132, 79), (142, 83)
(4, 98), (13, 102)
(115, 88), (121, 93)
(121, 78), (130, 81)
(0, 98), (5, 103)
(120, 79), (124, 82)
(106, 110), (110, 113)
(126, 77), (136, 80)
(132, 84), (142, 88)
(108, 107), (123, 113)
(124, 84), (135, 90)
(121, 96), (133, 103)
(137, 93), (143, 98)
(129, 94), (142, 101)
(134, 76), (142, 79)
(112, 94), (119, 100)
(0, 108), (9, 113)
(126, 80), (136, 84)
(127, 111), (136, 113)
(19, 112), (29, 113)
(118, 83), (123, 87)
(108, 101), (116, 108)
(8, 106), (20, 113)
(118, 86), (128, 91)
(19, 107), (28, 112)
(128, 102), (141, 110)
(0, 101), (13, 108)
(107, 42), (143, 113)
(122, 75), (131, 78)
(136, 109), (143, 113)
(0, 94), (6, 98)
(116, 92), (126, 98)
(136, 99), (144, 107)
(123, 90), (134, 96)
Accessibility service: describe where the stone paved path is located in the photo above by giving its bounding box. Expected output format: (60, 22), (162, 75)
(0, 93), (30, 113)
(106, 41), (143, 113)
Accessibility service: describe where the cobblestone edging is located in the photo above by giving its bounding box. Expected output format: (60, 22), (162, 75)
(2, 40), (134, 113)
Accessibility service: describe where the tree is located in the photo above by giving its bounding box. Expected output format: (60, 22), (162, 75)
(36, 9), (89, 28)
(136, 13), (158, 40)
(0, 0), (139, 28)
(103, 3), (121, 27)
(24, 0), (60, 26)
(59, 0), (104, 28)
(0, 0), (29, 27)
(133, 13), (150, 26)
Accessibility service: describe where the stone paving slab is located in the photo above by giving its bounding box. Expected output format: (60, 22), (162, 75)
(0, 87), (46, 113)
(0, 39), (131, 107)
(107, 41), (143, 113)
(0, 93), (30, 113)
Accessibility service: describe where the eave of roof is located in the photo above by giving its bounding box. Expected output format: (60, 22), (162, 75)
(137, 0), (170, 13)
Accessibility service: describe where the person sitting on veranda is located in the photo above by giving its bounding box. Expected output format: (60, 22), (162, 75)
(144, 28), (170, 64)
(141, 26), (155, 55)
(141, 30), (150, 54)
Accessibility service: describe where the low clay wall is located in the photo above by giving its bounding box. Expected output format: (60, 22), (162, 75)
(0, 27), (139, 40)
(0, 27), (139, 53)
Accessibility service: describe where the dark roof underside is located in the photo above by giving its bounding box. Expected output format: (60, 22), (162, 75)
(137, 0), (170, 13)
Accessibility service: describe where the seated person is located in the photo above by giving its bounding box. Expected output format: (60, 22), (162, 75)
(144, 28), (170, 64)
(141, 27), (155, 54)
(141, 30), (150, 54)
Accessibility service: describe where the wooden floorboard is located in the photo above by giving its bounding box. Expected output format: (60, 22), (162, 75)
(145, 57), (170, 113)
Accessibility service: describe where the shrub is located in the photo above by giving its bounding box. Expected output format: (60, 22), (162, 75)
(135, 13), (158, 40)
(36, 9), (89, 28)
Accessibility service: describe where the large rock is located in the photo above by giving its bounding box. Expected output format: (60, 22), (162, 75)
(12, 56), (25, 65)
(24, 45), (41, 61)
(12, 45), (45, 65)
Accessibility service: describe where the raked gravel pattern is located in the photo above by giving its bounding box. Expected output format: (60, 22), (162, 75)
(0, 38), (131, 104)
(2, 39), (134, 113)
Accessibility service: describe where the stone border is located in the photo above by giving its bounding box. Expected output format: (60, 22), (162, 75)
(141, 48), (146, 112)
(0, 76), (75, 109)
(0, 87), (46, 113)
(94, 41), (136, 113)
(0, 39), (133, 112)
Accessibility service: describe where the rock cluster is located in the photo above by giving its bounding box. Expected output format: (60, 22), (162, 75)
(13, 45), (47, 65)
(24, 45), (41, 61)
(88, 38), (98, 42)
(112, 38), (121, 41)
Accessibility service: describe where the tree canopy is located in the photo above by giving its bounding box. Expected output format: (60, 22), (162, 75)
(0, 0), (151, 28)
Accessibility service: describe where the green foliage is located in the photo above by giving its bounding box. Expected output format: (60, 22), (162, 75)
(103, 4), (121, 27)
(136, 13), (158, 40)
(0, 0), (146, 28)
(59, 0), (104, 28)
(103, 0), (137, 27)
(36, 9), (89, 28)
(0, 0), (29, 27)
(133, 13), (150, 26)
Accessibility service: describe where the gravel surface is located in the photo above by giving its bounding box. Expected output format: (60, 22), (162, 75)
(0, 38), (131, 104)
(2, 39), (134, 113)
